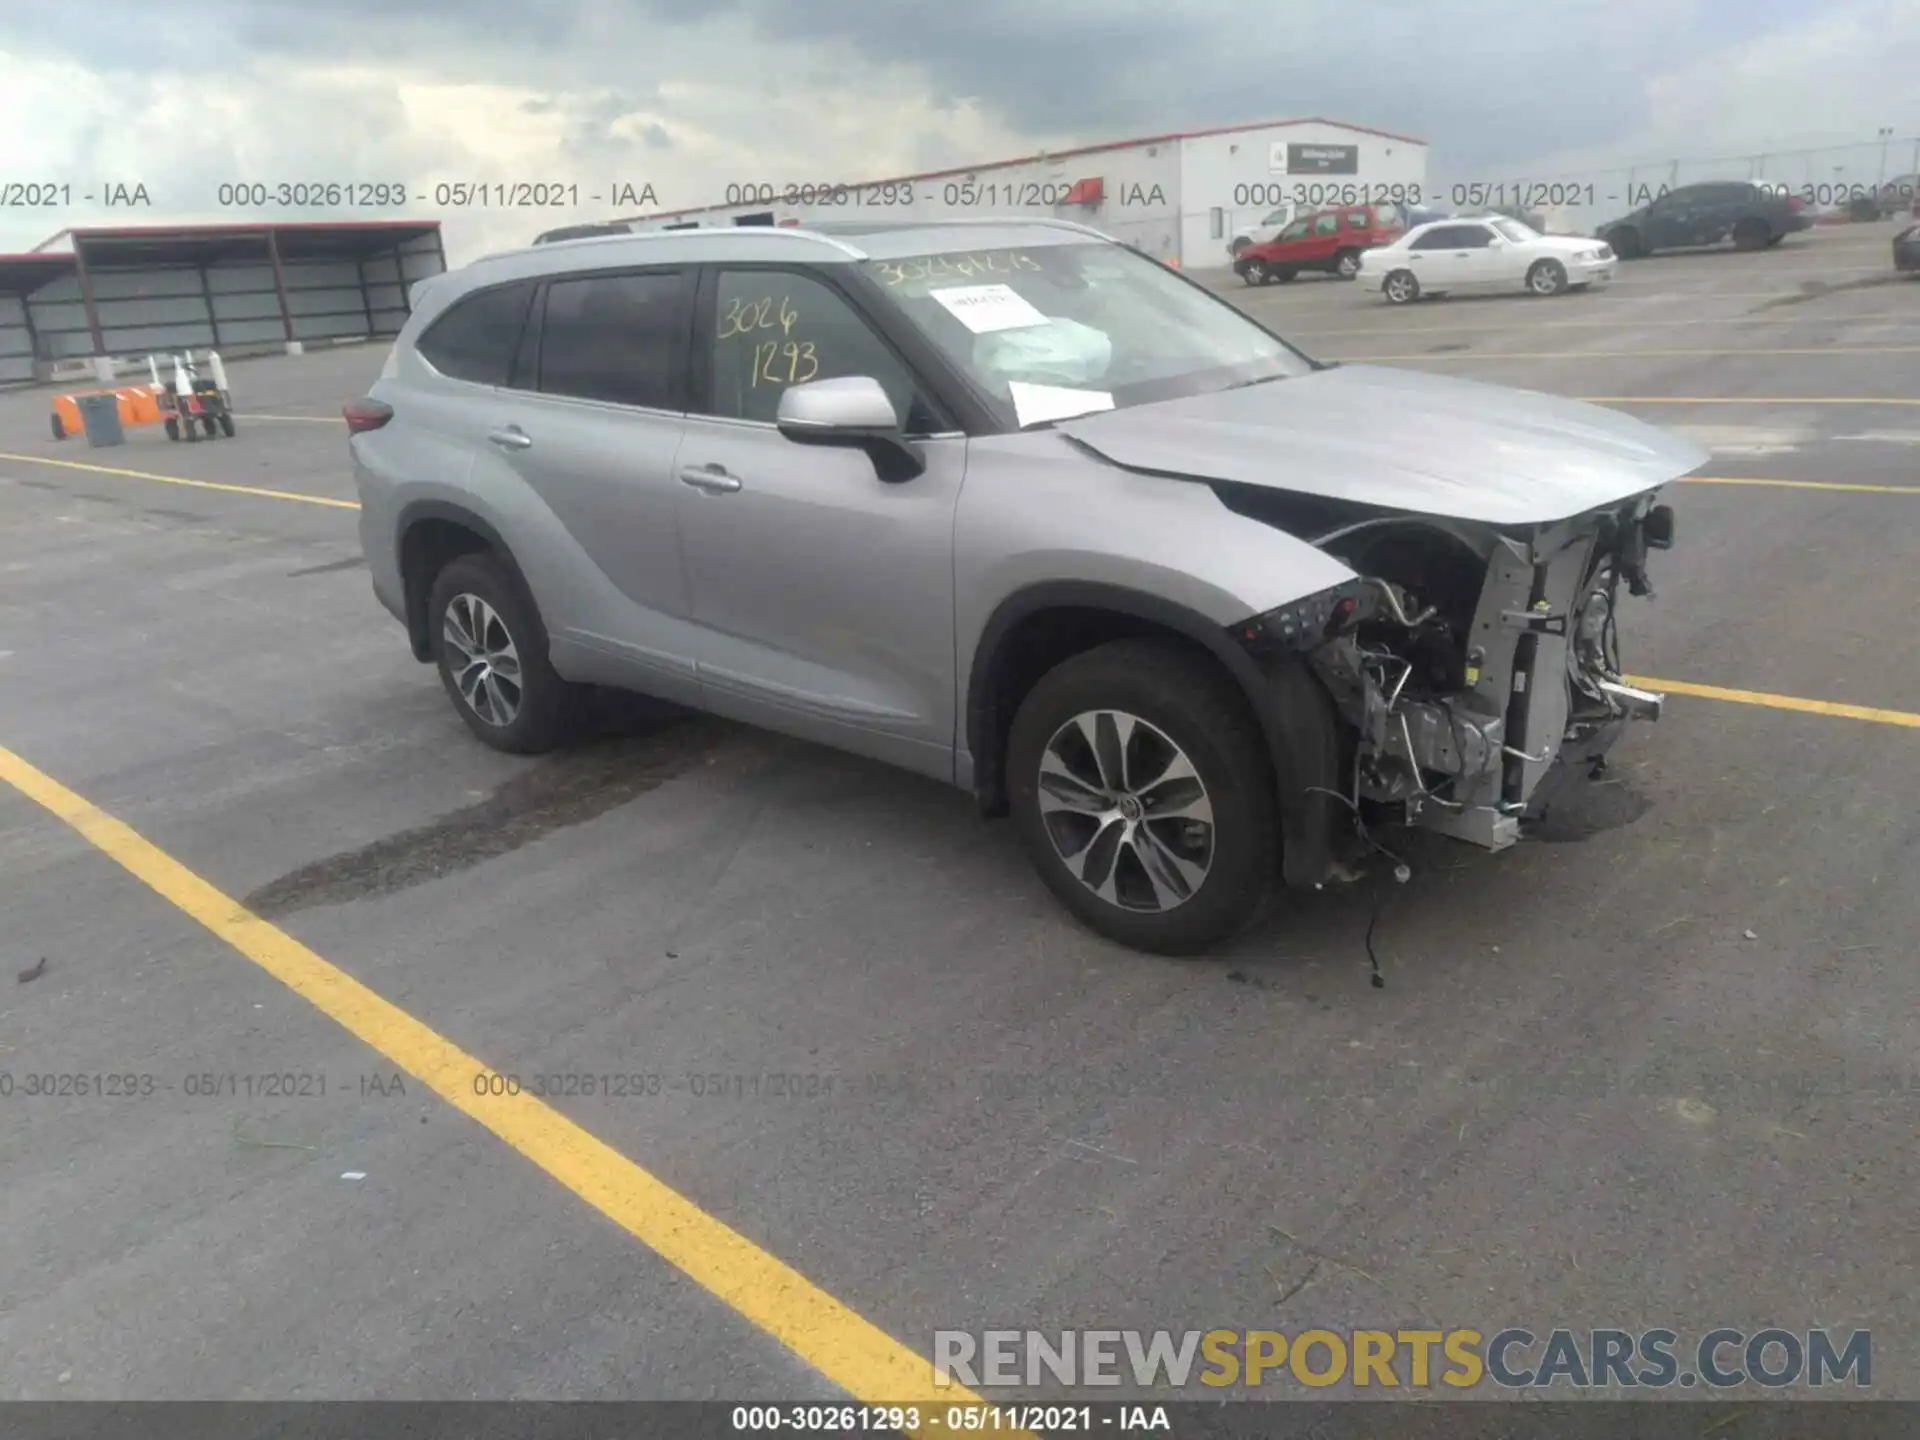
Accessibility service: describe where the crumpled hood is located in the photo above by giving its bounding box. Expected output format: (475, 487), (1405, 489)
(1056, 364), (1709, 525)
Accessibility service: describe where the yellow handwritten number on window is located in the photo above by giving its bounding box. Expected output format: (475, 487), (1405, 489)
(718, 294), (801, 340)
(749, 340), (818, 387)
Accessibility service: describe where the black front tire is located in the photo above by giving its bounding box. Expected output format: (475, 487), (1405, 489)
(218, 413), (235, 437)
(1005, 639), (1280, 956)
(1383, 269), (1420, 304)
(427, 552), (583, 754)
(201, 414), (219, 438)
(50, 412), (66, 441)
(1733, 217), (1772, 251)
(1610, 227), (1644, 259)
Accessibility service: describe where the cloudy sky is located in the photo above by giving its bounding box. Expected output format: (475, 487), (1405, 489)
(1, 0), (1915, 259)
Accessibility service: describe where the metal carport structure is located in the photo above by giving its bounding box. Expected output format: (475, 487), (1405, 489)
(0, 220), (447, 383)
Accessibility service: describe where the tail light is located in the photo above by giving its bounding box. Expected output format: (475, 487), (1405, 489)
(343, 398), (394, 433)
(1786, 195), (1805, 211)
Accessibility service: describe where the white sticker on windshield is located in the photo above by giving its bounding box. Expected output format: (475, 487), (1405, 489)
(1008, 381), (1114, 427)
(928, 283), (1050, 334)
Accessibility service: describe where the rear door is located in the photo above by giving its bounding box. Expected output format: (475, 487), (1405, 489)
(1404, 223), (1471, 288)
(476, 266), (704, 701)
(1305, 211), (1343, 266)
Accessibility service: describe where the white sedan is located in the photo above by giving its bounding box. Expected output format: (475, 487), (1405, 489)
(1359, 216), (1616, 303)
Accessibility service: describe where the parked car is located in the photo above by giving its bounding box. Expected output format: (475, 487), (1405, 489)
(1235, 203), (1407, 284)
(1228, 203), (1301, 258)
(1457, 205), (1548, 234)
(348, 216), (1703, 954)
(1360, 216), (1615, 303)
(1866, 175), (1920, 222)
(1896, 222), (1920, 274)
(1593, 180), (1811, 258)
(533, 221), (636, 244)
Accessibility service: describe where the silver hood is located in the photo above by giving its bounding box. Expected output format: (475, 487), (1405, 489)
(1056, 363), (1710, 525)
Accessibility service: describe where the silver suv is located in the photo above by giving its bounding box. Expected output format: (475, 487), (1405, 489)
(348, 217), (1706, 954)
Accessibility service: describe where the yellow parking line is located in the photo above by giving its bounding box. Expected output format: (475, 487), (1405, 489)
(1582, 396), (1920, 406)
(0, 451), (360, 510)
(0, 739), (999, 1432)
(1682, 475), (1920, 494)
(1628, 676), (1920, 728)
(1336, 346), (1920, 361)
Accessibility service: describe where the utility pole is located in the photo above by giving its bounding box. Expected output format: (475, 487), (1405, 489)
(1877, 127), (1895, 188)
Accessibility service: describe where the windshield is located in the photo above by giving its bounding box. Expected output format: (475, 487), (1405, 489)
(866, 242), (1311, 428)
(1491, 217), (1538, 242)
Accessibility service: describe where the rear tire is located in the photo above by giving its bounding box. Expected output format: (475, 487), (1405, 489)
(428, 552), (583, 755)
(1006, 639), (1280, 956)
(1732, 217), (1771, 251)
(218, 413), (235, 437)
(1527, 259), (1568, 296)
(1383, 269), (1420, 304)
(1334, 248), (1362, 279)
(201, 414), (218, 438)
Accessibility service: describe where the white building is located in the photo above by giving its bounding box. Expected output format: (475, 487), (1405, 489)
(610, 117), (1428, 270)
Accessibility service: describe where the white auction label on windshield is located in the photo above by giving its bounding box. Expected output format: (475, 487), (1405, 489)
(1008, 382), (1115, 427)
(929, 283), (1049, 334)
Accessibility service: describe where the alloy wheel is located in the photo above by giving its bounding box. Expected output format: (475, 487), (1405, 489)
(1035, 709), (1216, 913)
(442, 592), (523, 727)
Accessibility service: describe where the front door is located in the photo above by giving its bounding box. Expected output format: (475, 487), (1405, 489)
(673, 264), (966, 781)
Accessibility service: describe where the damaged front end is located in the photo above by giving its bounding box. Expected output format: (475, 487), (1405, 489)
(1233, 493), (1677, 853)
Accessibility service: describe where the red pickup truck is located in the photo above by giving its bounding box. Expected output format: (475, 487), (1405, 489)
(1234, 203), (1408, 284)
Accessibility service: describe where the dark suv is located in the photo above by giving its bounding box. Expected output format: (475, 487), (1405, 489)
(1594, 181), (1811, 259)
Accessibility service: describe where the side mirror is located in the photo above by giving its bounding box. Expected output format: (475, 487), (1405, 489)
(776, 376), (926, 483)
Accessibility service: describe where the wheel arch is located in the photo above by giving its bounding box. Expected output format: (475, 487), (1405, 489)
(396, 500), (540, 664)
(965, 580), (1344, 889)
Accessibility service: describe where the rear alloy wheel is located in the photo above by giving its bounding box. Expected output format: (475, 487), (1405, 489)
(1383, 269), (1420, 304)
(1334, 248), (1363, 279)
(1733, 217), (1772, 251)
(1241, 259), (1269, 286)
(428, 552), (582, 754)
(1006, 639), (1279, 955)
(1527, 259), (1568, 296)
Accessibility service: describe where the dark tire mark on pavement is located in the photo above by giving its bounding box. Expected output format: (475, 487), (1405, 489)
(244, 700), (728, 917)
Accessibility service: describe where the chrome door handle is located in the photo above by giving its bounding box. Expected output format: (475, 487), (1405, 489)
(678, 464), (742, 494)
(486, 426), (532, 451)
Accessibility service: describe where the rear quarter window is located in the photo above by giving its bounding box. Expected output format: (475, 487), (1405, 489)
(415, 281), (537, 386)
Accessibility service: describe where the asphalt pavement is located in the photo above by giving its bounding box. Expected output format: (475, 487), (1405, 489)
(1, 224), (1915, 1405)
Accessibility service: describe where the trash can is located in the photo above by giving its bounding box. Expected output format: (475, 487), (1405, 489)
(76, 392), (126, 448)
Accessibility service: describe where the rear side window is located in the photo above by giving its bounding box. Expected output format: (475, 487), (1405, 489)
(1345, 210), (1370, 229)
(416, 281), (536, 386)
(538, 270), (689, 409)
(1313, 214), (1340, 235)
(1410, 225), (1460, 250)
